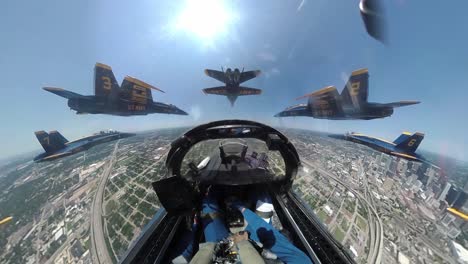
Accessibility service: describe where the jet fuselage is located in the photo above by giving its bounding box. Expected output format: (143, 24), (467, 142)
(202, 68), (262, 106)
(344, 134), (424, 162)
(67, 97), (187, 116)
(223, 68), (242, 86)
(276, 102), (394, 120)
(275, 68), (419, 120)
(314, 103), (393, 120)
(34, 132), (135, 162)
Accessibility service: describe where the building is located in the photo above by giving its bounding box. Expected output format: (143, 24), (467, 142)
(397, 252), (410, 264)
(379, 153), (391, 172)
(432, 185), (442, 199)
(448, 224), (462, 239)
(447, 186), (461, 206)
(412, 180), (423, 192)
(439, 183), (452, 201)
(442, 213), (456, 227)
(453, 191), (468, 211)
(449, 240), (468, 264)
(406, 174), (418, 187)
(412, 162), (421, 174)
(383, 178), (394, 192)
(426, 166), (437, 186)
(397, 159), (408, 175)
(389, 159), (397, 174)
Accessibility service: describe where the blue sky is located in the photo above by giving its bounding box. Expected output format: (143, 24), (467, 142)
(1, 0), (467, 161)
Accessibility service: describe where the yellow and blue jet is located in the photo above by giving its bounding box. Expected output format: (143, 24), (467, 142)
(203, 67), (262, 106)
(275, 68), (419, 120)
(43, 63), (188, 116)
(33, 130), (135, 162)
(330, 131), (431, 164)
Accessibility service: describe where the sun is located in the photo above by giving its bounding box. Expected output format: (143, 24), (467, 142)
(173, 0), (237, 43)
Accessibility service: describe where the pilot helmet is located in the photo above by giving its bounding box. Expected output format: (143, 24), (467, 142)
(255, 200), (274, 223)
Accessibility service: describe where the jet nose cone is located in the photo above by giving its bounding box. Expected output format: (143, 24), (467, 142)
(274, 112), (284, 117)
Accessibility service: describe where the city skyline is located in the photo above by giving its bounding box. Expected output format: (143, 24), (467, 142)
(2, 127), (467, 263)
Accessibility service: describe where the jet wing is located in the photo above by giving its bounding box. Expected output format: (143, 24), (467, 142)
(42, 151), (73, 161)
(204, 69), (226, 83)
(238, 86), (262, 96)
(43, 87), (86, 99)
(202, 86), (230, 96)
(275, 104), (311, 117)
(295, 86), (339, 100)
(295, 86), (343, 117)
(389, 151), (419, 161)
(121, 76), (165, 104)
(381, 101), (420, 108)
(239, 70), (261, 84)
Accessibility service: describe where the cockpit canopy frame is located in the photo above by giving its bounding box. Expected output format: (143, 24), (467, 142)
(165, 120), (301, 191)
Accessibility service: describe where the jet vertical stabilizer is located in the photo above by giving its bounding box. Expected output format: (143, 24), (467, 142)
(394, 132), (424, 153)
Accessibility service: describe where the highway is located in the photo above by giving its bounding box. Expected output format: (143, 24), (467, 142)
(359, 160), (383, 264)
(90, 141), (120, 264)
(302, 159), (383, 264)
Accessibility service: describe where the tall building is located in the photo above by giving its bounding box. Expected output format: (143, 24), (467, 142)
(416, 163), (429, 179)
(453, 191), (468, 211)
(439, 183), (452, 201)
(406, 162), (413, 173)
(389, 159), (397, 174)
(412, 162), (421, 174)
(446, 186), (461, 206)
(432, 185), (442, 199)
(397, 159), (408, 175)
(412, 180), (423, 192)
(418, 174), (429, 187)
(426, 166), (437, 187)
(448, 241), (468, 264)
(406, 174), (418, 187)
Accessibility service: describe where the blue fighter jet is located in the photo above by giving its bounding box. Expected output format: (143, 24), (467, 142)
(330, 131), (432, 164)
(33, 130), (135, 162)
(275, 68), (419, 120)
(203, 67), (262, 106)
(43, 63), (188, 116)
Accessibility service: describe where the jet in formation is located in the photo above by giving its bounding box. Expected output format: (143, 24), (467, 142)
(33, 130), (135, 162)
(203, 67), (262, 106)
(329, 131), (432, 165)
(359, 0), (385, 42)
(43, 63), (188, 116)
(275, 68), (419, 120)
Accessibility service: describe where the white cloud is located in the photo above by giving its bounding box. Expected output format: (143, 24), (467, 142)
(271, 68), (280, 75)
(297, 0), (307, 12)
(257, 52), (277, 62)
(264, 67), (281, 79)
(190, 105), (202, 121)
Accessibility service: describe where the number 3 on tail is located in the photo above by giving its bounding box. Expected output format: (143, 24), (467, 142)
(102, 76), (111, 90)
(350, 82), (360, 96)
